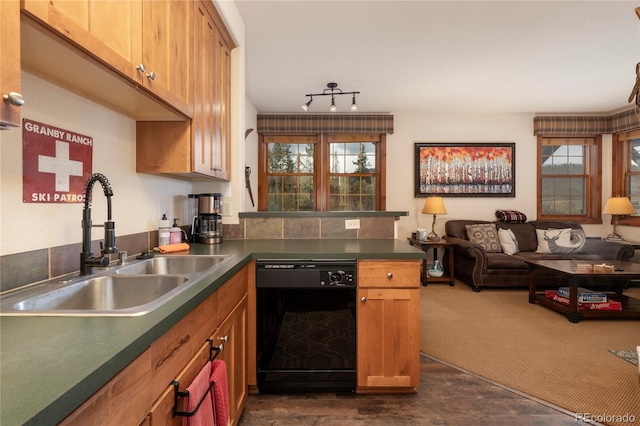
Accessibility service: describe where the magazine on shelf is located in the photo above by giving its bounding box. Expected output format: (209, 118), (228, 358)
(557, 286), (607, 302)
(544, 290), (621, 311)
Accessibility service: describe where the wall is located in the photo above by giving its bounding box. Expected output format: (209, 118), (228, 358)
(0, 72), (194, 257)
(385, 112), (631, 242)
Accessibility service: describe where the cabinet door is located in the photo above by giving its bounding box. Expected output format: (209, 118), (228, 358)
(212, 27), (231, 180)
(148, 340), (212, 426)
(141, 0), (192, 116)
(21, 0), (142, 82)
(357, 288), (420, 389)
(213, 297), (248, 426)
(0, 0), (22, 128)
(192, 0), (216, 176)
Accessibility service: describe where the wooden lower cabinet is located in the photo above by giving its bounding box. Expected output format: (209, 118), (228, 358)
(212, 297), (248, 425)
(357, 260), (420, 392)
(148, 296), (247, 426)
(60, 265), (248, 425)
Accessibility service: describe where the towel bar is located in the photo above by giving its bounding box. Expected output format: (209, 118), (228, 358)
(172, 339), (222, 418)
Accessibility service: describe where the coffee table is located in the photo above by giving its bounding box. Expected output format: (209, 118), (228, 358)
(526, 259), (640, 323)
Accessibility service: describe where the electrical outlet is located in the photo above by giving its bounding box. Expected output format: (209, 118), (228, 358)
(158, 202), (169, 219)
(221, 200), (232, 217)
(345, 219), (360, 229)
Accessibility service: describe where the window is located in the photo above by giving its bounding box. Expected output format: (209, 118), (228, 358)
(537, 136), (601, 223)
(259, 134), (386, 211)
(612, 129), (640, 226)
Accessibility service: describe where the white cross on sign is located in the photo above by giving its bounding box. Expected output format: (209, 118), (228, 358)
(38, 140), (84, 192)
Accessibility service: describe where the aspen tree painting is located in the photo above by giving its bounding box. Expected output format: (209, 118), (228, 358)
(414, 143), (515, 197)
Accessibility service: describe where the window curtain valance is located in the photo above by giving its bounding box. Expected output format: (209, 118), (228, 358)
(533, 109), (640, 135)
(257, 114), (394, 134)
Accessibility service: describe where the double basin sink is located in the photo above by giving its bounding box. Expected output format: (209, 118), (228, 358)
(0, 255), (233, 317)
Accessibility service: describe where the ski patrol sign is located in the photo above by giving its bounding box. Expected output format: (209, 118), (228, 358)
(22, 119), (93, 203)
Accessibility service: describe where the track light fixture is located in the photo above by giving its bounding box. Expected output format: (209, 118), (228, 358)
(301, 82), (359, 112)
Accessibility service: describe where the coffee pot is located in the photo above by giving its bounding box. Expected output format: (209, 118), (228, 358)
(189, 193), (222, 244)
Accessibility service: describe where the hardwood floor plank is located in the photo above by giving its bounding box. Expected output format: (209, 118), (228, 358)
(238, 356), (578, 425)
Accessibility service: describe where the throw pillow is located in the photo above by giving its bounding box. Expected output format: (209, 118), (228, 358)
(535, 228), (586, 254)
(495, 210), (527, 223)
(498, 228), (519, 255)
(465, 223), (502, 253)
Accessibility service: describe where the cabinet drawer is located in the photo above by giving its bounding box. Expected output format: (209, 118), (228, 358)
(358, 260), (420, 288)
(60, 350), (152, 426)
(218, 266), (248, 322)
(149, 289), (219, 393)
(149, 340), (213, 426)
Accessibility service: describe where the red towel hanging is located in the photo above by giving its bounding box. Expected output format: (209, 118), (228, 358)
(181, 362), (215, 426)
(210, 359), (230, 426)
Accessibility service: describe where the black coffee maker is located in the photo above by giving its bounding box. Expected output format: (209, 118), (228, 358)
(189, 193), (222, 244)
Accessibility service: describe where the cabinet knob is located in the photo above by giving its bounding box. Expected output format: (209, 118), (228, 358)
(218, 335), (229, 343)
(146, 71), (157, 81)
(3, 92), (24, 107)
(361, 297), (367, 303)
(387, 272), (393, 279)
(136, 63), (146, 73)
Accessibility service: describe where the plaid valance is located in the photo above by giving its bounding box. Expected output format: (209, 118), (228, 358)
(533, 109), (640, 135)
(257, 114), (394, 134)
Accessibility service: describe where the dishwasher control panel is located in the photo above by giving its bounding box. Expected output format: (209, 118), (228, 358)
(256, 260), (356, 288)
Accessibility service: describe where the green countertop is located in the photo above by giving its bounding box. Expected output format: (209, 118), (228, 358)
(0, 239), (424, 426)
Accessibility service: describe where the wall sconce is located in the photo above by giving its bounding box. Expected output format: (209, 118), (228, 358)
(602, 196), (635, 240)
(301, 82), (359, 113)
(421, 196), (447, 241)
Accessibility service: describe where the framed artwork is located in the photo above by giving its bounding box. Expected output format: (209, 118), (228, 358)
(414, 142), (515, 197)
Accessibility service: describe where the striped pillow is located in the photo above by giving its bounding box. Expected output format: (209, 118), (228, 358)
(495, 210), (527, 223)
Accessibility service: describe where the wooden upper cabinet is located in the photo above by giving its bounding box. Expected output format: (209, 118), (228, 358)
(213, 27), (231, 180)
(140, 0), (192, 115)
(21, 0), (142, 80)
(137, 0), (232, 181)
(192, 0), (217, 176)
(1, 0), (22, 128)
(21, 0), (192, 117)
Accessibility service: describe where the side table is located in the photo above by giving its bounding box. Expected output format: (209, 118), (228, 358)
(407, 237), (455, 286)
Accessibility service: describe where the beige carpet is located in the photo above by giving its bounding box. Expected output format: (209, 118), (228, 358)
(420, 283), (640, 426)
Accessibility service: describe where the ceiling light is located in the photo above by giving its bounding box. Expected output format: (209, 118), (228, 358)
(350, 94), (358, 112)
(302, 82), (360, 113)
(301, 97), (313, 112)
(329, 96), (337, 112)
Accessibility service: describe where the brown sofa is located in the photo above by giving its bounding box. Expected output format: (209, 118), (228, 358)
(444, 219), (634, 291)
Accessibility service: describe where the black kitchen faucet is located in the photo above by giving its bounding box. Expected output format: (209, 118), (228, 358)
(80, 173), (118, 275)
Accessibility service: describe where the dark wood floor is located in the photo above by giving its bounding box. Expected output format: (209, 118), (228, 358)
(238, 355), (579, 425)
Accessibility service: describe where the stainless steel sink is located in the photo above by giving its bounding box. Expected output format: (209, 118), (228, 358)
(7, 275), (188, 316)
(116, 255), (231, 275)
(0, 255), (234, 317)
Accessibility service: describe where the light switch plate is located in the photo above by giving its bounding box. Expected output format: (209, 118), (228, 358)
(221, 200), (232, 217)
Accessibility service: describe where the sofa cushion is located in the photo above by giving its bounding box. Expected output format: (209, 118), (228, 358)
(465, 223), (502, 252)
(535, 228), (586, 254)
(445, 220), (492, 240)
(485, 252), (529, 269)
(498, 228), (519, 255)
(495, 222), (537, 252)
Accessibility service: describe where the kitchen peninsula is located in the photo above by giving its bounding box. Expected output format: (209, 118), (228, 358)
(0, 239), (425, 426)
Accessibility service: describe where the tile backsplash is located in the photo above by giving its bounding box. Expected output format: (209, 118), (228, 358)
(1, 215), (396, 292)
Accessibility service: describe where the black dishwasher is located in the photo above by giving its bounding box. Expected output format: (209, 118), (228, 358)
(256, 259), (357, 393)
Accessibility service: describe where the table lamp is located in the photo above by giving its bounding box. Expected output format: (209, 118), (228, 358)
(422, 196), (447, 241)
(602, 196), (635, 240)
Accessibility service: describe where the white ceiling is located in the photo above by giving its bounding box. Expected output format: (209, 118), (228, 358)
(235, 0), (640, 115)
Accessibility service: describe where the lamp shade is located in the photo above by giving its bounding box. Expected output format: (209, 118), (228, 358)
(602, 197), (635, 215)
(422, 196), (447, 215)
